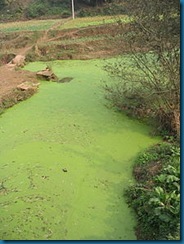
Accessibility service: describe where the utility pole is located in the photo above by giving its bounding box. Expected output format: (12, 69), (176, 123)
(71, 0), (75, 19)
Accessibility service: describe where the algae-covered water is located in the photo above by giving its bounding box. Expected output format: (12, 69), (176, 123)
(0, 59), (160, 240)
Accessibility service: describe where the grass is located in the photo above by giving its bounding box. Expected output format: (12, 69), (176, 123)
(0, 19), (61, 33)
(0, 15), (131, 33)
(38, 35), (105, 47)
(59, 15), (132, 30)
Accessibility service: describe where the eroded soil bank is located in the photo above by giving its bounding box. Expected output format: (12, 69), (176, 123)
(0, 59), (160, 240)
(0, 64), (38, 113)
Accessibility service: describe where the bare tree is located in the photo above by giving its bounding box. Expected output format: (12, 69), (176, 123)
(104, 0), (180, 137)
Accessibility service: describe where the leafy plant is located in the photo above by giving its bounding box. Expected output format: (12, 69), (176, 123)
(125, 142), (180, 240)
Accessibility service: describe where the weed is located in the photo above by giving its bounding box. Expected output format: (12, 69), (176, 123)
(125, 142), (180, 240)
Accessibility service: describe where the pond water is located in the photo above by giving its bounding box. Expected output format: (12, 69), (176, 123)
(0, 59), (160, 240)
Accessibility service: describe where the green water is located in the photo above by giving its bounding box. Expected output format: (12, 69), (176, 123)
(0, 59), (160, 240)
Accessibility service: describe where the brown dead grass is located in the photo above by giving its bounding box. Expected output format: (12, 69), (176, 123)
(133, 161), (162, 185)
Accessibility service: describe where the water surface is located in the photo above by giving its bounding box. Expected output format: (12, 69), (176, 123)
(0, 59), (160, 240)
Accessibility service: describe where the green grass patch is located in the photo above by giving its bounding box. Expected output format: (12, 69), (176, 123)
(0, 15), (131, 33)
(0, 19), (61, 33)
(39, 35), (105, 47)
(58, 15), (132, 30)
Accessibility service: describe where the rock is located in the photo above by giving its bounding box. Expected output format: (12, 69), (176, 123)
(36, 67), (58, 82)
(17, 81), (40, 91)
(10, 55), (26, 67)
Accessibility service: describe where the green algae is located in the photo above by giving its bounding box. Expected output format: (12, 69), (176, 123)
(0, 59), (160, 240)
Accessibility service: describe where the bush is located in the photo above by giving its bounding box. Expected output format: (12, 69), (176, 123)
(104, 0), (180, 138)
(25, 1), (50, 18)
(125, 143), (180, 240)
(25, 0), (71, 19)
(104, 50), (180, 137)
(78, 2), (127, 17)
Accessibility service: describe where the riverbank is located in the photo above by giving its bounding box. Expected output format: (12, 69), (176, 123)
(0, 64), (39, 114)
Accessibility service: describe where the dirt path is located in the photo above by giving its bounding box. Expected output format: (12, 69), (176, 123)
(18, 18), (72, 56)
(0, 18), (72, 103)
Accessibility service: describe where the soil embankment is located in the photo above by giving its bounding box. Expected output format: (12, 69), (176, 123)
(0, 64), (38, 112)
(0, 18), (130, 111)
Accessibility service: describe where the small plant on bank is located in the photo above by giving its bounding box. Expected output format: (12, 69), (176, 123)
(125, 142), (180, 240)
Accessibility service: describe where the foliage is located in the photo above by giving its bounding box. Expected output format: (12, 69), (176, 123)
(125, 142), (180, 240)
(25, 1), (49, 19)
(0, 0), (6, 9)
(77, 0), (113, 7)
(78, 1), (127, 17)
(0, 0), (70, 20)
(0, 0), (122, 21)
(25, 0), (70, 19)
(104, 0), (180, 138)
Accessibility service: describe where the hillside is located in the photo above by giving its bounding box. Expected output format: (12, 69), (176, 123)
(0, 15), (131, 64)
(0, 0), (126, 22)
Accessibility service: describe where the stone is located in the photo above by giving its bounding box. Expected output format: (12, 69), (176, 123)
(17, 81), (40, 91)
(36, 67), (58, 81)
(10, 55), (26, 67)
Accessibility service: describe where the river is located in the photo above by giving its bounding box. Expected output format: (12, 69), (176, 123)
(0, 59), (160, 240)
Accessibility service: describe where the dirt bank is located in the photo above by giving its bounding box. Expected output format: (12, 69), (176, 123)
(0, 65), (38, 112)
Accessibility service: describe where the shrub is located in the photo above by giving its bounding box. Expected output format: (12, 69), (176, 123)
(103, 0), (180, 138)
(125, 143), (180, 240)
(25, 1), (50, 18)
